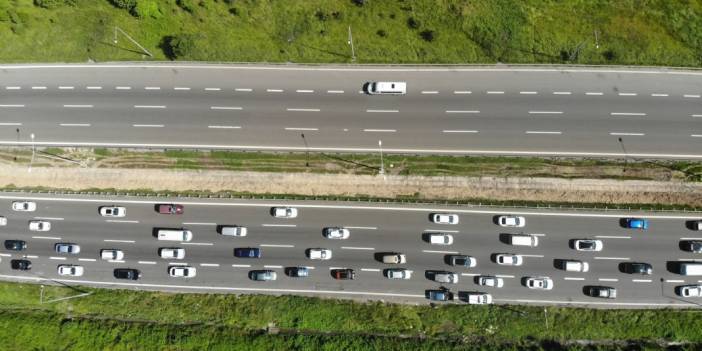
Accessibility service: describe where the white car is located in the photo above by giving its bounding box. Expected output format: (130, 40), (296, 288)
(323, 227), (350, 239)
(385, 268), (412, 280)
(55, 243), (81, 254)
(12, 201), (36, 212)
(57, 264), (84, 277)
(159, 248), (185, 259)
(431, 213), (459, 225)
(498, 215), (525, 228)
(525, 276), (554, 290)
(28, 220), (51, 232)
(0, 216), (6, 226)
(307, 248), (332, 260)
(573, 239), (603, 252)
(271, 207), (298, 218)
(477, 275), (504, 288)
(495, 253), (523, 266)
(99, 206), (126, 217)
(433, 271), (459, 284)
(101, 249), (124, 261)
(677, 284), (702, 297)
(463, 292), (493, 305)
(169, 265), (196, 278)
(428, 233), (454, 245)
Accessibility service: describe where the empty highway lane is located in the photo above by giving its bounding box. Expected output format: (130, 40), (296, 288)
(0, 192), (701, 307)
(1, 64), (702, 158)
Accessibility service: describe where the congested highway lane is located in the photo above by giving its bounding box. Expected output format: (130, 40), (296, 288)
(1, 64), (702, 157)
(0, 193), (701, 307)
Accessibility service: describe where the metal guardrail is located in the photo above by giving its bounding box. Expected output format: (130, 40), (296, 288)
(1, 188), (700, 213)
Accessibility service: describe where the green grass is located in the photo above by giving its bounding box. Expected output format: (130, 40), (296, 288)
(1, 281), (702, 348)
(1, 0), (702, 66)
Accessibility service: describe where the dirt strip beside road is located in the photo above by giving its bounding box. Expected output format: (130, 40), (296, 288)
(2, 166), (700, 207)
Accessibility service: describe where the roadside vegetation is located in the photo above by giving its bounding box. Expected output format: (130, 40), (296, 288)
(0, 0), (702, 66)
(6, 147), (702, 181)
(0, 281), (700, 350)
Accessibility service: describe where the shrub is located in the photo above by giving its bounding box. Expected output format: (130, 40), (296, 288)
(420, 29), (435, 42)
(108, 0), (136, 10)
(376, 29), (387, 37)
(33, 0), (74, 8)
(161, 34), (203, 60)
(407, 17), (420, 29)
(602, 49), (617, 61)
(177, 0), (195, 13)
(228, 7), (238, 16)
(132, 0), (161, 19)
(332, 11), (343, 20)
(315, 10), (328, 21)
(351, 0), (364, 7)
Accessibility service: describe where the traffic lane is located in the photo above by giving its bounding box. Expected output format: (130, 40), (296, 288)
(1, 252), (684, 306)
(5, 65), (702, 97)
(8, 119), (700, 157)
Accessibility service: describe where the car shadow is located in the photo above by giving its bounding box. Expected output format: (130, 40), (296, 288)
(498, 233), (512, 245)
(618, 218), (629, 228)
(424, 270), (438, 281)
(617, 262), (629, 273)
(684, 220), (699, 230)
(491, 215), (502, 225)
(679, 240), (691, 251)
(553, 259), (566, 270)
(667, 261), (682, 274)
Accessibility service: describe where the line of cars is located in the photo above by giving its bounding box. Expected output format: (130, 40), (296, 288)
(5, 200), (702, 301)
(424, 215), (702, 303)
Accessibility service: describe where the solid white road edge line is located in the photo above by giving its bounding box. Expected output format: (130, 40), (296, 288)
(1, 195), (701, 219)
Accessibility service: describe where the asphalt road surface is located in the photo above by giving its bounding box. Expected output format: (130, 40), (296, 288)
(0, 192), (701, 308)
(1, 64), (702, 158)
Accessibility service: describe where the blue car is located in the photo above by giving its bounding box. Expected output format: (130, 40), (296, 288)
(234, 247), (262, 258)
(426, 288), (453, 301)
(624, 218), (649, 230)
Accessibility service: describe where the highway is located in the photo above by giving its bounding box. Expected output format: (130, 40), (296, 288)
(0, 192), (701, 307)
(0, 64), (701, 158)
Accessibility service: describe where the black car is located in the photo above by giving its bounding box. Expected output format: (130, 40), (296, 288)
(683, 240), (702, 253)
(4, 240), (27, 251)
(113, 268), (141, 280)
(234, 247), (262, 258)
(10, 259), (31, 271)
(332, 268), (355, 280)
(622, 262), (653, 275)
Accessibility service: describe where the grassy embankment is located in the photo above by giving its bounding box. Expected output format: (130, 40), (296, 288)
(0, 0), (701, 66)
(0, 281), (700, 350)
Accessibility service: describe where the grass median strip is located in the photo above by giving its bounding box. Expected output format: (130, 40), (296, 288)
(7, 147), (702, 181)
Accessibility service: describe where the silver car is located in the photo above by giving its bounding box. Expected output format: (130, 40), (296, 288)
(55, 243), (80, 254)
(433, 271), (458, 284)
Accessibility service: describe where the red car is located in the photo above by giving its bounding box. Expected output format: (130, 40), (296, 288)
(332, 268), (355, 280)
(157, 204), (184, 215)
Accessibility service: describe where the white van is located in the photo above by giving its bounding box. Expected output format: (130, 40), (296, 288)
(680, 262), (702, 276)
(563, 260), (589, 272)
(508, 234), (539, 247)
(366, 81), (407, 95)
(157, 229), (193, 242)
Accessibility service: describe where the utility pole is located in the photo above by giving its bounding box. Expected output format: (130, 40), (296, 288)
(594, 30), (600, 49)
(378, 140), (384, 175)
(347, 26), (356, 62)
(113, 26), (153, 57)
(301, 133), (310, 167)
(28, 133), (35, 173)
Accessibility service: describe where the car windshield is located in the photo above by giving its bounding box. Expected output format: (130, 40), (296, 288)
(581, 241), (594, 249)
